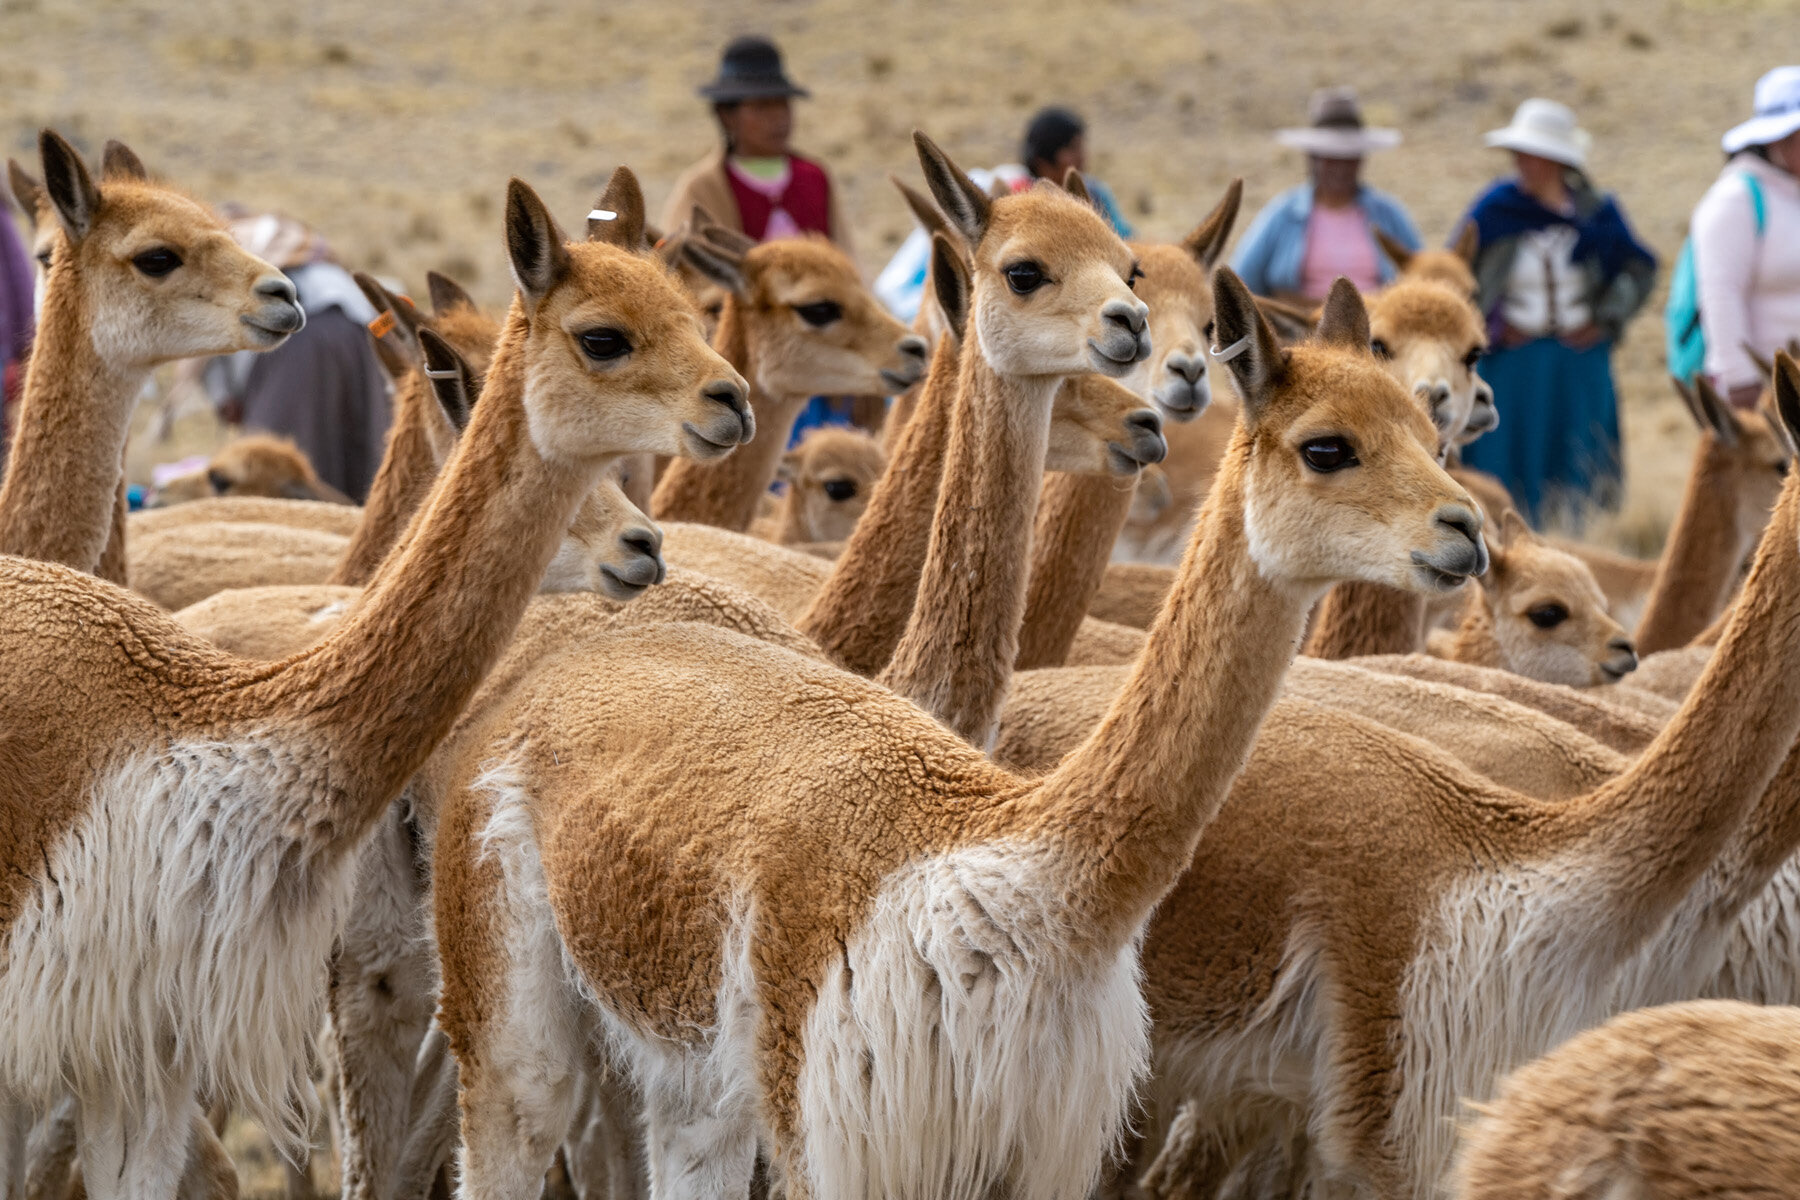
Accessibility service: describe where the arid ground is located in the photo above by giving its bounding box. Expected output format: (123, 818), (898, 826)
(1, 0), (1789, 1187)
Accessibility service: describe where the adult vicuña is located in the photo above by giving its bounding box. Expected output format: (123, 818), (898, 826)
(0, 174), (748, 1199)
(427, 132), (1485, 1198)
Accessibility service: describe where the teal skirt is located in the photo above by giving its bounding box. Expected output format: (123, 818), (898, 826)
(1461, 336), (1621, 527)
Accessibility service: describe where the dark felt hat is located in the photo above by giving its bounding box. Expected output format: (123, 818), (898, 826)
(698, 36), (811, 103)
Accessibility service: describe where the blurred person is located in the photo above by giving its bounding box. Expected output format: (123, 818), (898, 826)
(1678, 66), (1800, 407)
(875, 104), (1131, 323)
(661, 35), (854, 260)
(0, 201), (33, 473)
(202, 211), (390, 502)
(1457, 99), (1657, 524)
(1230, 86), (1419, 302)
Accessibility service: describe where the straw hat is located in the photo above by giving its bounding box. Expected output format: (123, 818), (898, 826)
(1723, 66), (1800, 154)
(697, 36), (811, 103)
(1484, 99), (1591, 169)
(1275, 87), (1402, 159)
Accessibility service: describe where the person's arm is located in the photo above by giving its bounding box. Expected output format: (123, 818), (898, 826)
(1377, 193), (1422, 252)
(1694, 176), (1762, 400)
(1229, 195), (1284, 297)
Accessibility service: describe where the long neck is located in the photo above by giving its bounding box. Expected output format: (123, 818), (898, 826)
(331, 372), (443, 586)
(0, 260), (141, 573)
(1015, 466), (1139, 669)
(94, 466), (130, 587)
(1304, 581), (1425, 658)
(1446, 590), (1503, 668)
(650, 299), (796, 531)
(1553, 481), (1800, 947)
(876, 349), (1057, 747)
(1029, 433), (1315, 953)
(266, 304), (599, 837)
(797, 336), (960, 674)
(1634, 437), (1747, 654)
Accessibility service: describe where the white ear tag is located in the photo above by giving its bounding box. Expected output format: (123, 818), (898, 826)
(1210, 334), (1252, 363)
(588, 209), (617, 222)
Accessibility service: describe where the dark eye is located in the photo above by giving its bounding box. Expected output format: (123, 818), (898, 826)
(1127, 263), (1144, 291)
(1462, 347), (1483, 369)
(1004, 261), (1046, 295)
(1301, 437), (1359, 473)
(132, 248), (182, 278)
(794, 301), (843, 327)
(579, 328), (631, 361)
(822, 478), (857, 502)
(1527, 603), (1569, 629)
(34, 250), (52, 270)
(1370, 338), (1392, 360)
(1203, 320), (1215, 340)
(206, 469), (233, 494)
(1777, 459), (1790, 478)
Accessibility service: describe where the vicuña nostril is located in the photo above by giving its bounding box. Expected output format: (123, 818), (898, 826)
(1102, 300), (1146, 335)
(622, 529), (662, 559)
(1168, 354), (1205, 383)
(256, 275), (299, 305)
(1127, 410), (1163, 438)
(898, 335), (929, 361)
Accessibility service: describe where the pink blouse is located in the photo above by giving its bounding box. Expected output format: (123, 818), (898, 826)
(1299, 203), (1381, 299)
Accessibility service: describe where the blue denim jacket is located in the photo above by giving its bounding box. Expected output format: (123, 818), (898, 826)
(1229, 183), (1421, 297)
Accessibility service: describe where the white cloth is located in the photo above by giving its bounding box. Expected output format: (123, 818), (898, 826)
(1693, 154), (1800, 392)
(1501, 225), (1591, 337)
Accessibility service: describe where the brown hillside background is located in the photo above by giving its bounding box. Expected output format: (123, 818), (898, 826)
(5, 0), (1791, 551)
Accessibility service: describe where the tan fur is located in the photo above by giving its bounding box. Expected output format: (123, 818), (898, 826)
(0, 177), (748, 1192)
(1455, 1001), (1800, 1199)
(431, 159), (1480, 1196)
(651, 235), (927, 531)
(126, 522), (351, 610)
(127, 497), (363, 539)
(1084, 561), (1174, 629)
(0, 132), (303, 579)
(150, 436), (350, 507)
(768, 426), (887, 546)
(1440, 512), (1638, 686)
(1375, 222), (1479, 302)
(1367, 279), (1489, 449)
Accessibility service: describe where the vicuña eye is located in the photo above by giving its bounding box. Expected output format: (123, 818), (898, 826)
(1527, 603), (1569, 629)
(132, 248), (182, 277)
(580, 328), (631, 361)
(1462, 347), (1484, 368)
(822, 478), (858, 502)
(1370, 338), (1392, 360)
(794, 301), (842, 327)
(1300, 437), (1358, 473)
(1004, 261), (1046, 294)
(1126, 263), (1144, 290)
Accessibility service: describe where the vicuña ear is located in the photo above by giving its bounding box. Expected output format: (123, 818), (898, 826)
(7, 159), (44, 226)
(505, 178), (572, 311)
(100, 140), (147, 182)
(1210, 266), (1288, 419)
(930, 232), (971, 345)
(587, 166), (647, 251)
(1314, 277), (1372, 352)
(688, 206), (756, 256)
(1062, 166), (1092, 206)
(353, 271), (424, 368)
(39, 129), (101, 243)
(891, 174), (950, 242)
(681, 233), (748, 296)
(913, 130), (991, 247)
(1451, 220), (1480, 265)
(1182, 178), (1243, 270)
(1693, 373), (1744, 448)
(1499, 508), (1536, 549)
(1772, 351), (1800, 451)
(426, 270), (477, 318)
(1744, 340), (1776, 381)
(418, 327), (480, 433)
(1373, 227), (1413, 274)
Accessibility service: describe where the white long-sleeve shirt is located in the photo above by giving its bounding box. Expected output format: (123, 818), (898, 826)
(1694, 153), (1800, 393)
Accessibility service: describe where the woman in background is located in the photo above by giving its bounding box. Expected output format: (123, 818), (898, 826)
(1458, 99), (1657, 525)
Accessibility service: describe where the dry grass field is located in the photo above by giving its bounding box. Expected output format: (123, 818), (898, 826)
(0, 0), (1790, 1189)
(5, 0), (1790, 548)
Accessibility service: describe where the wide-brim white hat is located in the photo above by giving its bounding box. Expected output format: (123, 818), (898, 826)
(1723, 66), (1800, 154)
(1485, 98), (1591, 169)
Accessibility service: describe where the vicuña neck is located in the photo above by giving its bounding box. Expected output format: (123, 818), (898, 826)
(1562, 482), (1800, 947)
(1032, 431), (1316, 953)
(1016, 462), (1139, 670)
(1634, 437), (1751, 654)
(1304, 581), (1425, 658)
(877, 348), (1058, 748)
(650, 298), (796, 530)
(331, 372), (443, 586)
(798, 336), (961, 674)
(271, 302), (601, 834)
(0, 267), (141, 573)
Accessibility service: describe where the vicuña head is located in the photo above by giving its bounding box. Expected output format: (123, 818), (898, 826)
(914, 130), (1149, 380)
(149, 434), (350, 506)
(776, 425), (888, 545)
(502, 172), (751, 463)
(1125, 178), (1243, 419)
(1215, 268), (1487, 594)
(1365, 278), (1489, 452)
(30, 130), (304, 364)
